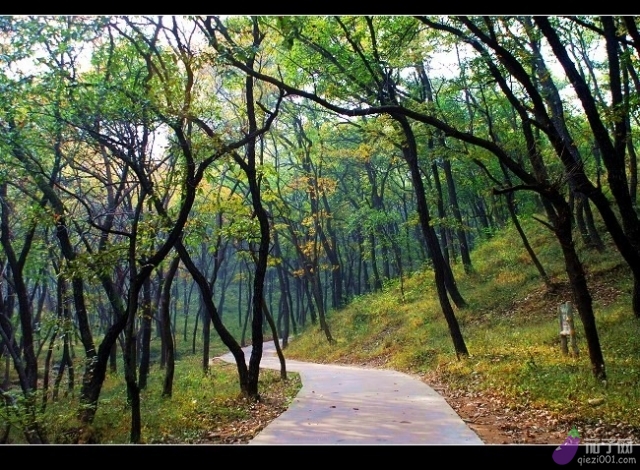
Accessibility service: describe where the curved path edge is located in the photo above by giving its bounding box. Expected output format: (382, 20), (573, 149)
(217, 341), (484, 445)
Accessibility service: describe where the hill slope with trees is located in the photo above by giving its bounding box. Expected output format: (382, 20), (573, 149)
(285, 216), (640, 444)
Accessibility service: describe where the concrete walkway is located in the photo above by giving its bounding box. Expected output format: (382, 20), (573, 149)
(218, 341), (484, 445)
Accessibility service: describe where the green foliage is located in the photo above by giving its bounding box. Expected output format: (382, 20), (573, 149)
(0, 391), (44, 441)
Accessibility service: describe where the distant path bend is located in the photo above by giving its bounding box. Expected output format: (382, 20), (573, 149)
(217, 342), (484, 445)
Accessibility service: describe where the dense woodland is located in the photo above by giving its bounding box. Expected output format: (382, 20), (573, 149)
(1, 16), (639, 444)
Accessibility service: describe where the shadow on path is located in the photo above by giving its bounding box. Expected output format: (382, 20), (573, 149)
(217, 342), (484, 445)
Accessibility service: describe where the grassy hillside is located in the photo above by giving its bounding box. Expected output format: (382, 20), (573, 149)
(284, 216), (640, 444)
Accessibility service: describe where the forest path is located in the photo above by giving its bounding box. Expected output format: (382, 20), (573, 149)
(217, 341), (484, 445)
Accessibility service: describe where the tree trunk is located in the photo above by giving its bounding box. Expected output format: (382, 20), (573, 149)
(369, 233), (383, 290)
(536, 16), (640, 315)
(261, 297), (287, 380)
(273, 234), (291, 347)
(161, 256), (180, 398)
(192, 303), (200, 354)
(499, 164), (551, 286)
(202, 300), (211, 375)
(392, 114), (468, 356)
(552, 199), (606, 381)
(138, 277), (152, 390)
(175, 239), (251, 400)
(123, 282), (142, 444)
(443, 157), (473, 273)
(430, 160), (451, 267)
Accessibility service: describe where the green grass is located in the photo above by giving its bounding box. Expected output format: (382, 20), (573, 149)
(285, 215), (640, 431)
(2, 335), (301, 444)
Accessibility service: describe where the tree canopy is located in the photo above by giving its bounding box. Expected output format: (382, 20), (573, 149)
(1, 15), (639, 443)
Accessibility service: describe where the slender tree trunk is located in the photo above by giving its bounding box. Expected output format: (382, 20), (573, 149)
(202, 301), (211, 375)
(138, 277), (152, 390)
(579, 194), (605, 251)
(53, 331), (73, 401)
(161, 256), (180, 398)
(241, 287), (251, 347)
(261, 297), (287, 380)
(308, 266), (334, 343)
(192, 304), (200, 355)
(109, 340), (117, 374)
(42, 319), (58, 409)
(392, 114), (468, 356)
(499, 164), (551, 286)
(552, 200), (606, 381)
(273, 234), (291, 347)
(241, 41), (268, 398)
(0, 184), (46, 444)
(175, 239), (251, 397)
(123, 278), (142, 444)
(369, 233), (383, 290)
(443, 157), (472, 273)
(183, 275), (190, 342)
(430, 160), (451, 266)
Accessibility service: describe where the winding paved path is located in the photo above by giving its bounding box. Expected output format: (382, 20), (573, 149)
(218, 341), (484, 445)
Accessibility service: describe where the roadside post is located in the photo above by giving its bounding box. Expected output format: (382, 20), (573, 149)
(559, 301), (579, 357)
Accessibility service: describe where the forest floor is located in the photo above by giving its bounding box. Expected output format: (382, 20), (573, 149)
(164, 381), (293, 444)
(146, 359), (300, 445)
(427, 279), (639, 444)
(428, 372), (639, 445)
(220, 276), (640, 446)
(339, 276), (640, 445)
(426, 378), (627, 445)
